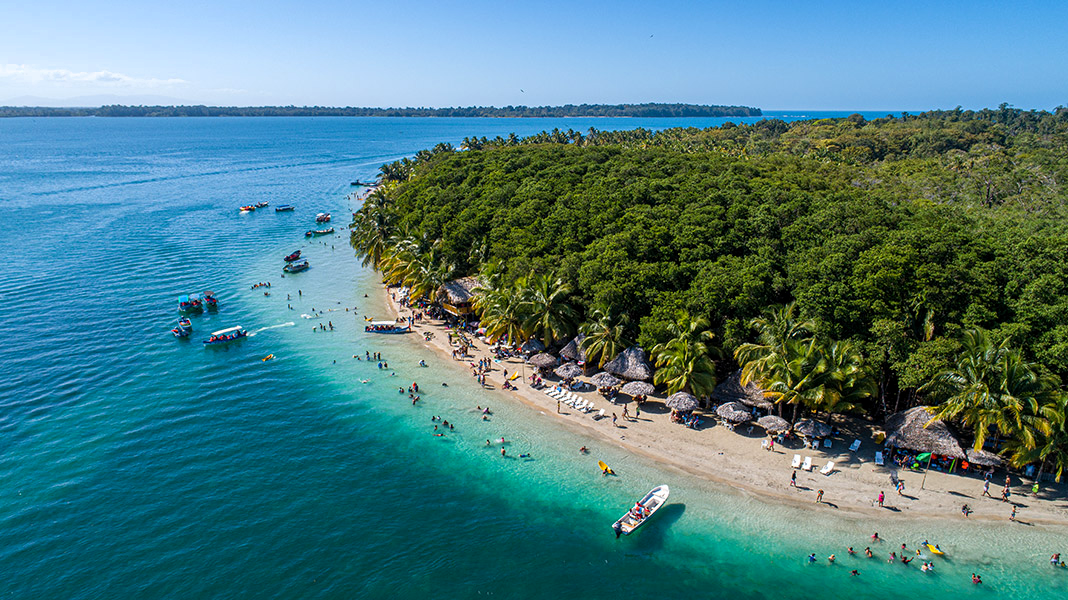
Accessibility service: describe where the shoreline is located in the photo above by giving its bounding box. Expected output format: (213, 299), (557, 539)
(377, 285), (1068, 528)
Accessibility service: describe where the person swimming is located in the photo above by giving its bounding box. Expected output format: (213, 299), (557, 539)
(864, 547), (873, 558)
(579, 446), (588, 453)
(807, 554), (817, 563)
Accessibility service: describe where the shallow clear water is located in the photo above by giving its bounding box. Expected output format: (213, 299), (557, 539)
(1, 115), (1065, 598)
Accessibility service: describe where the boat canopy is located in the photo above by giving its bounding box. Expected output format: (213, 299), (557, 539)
(210, 326), (244, 335)
(369, 321), (400, 327)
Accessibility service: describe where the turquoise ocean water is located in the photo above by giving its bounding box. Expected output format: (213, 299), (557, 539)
(1, 114), (1065, 598)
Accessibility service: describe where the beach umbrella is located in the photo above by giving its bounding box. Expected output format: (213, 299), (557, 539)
(965, 447), (1004, 468)
(560, 334), (587, 363)
(716, 401), (752, 423)
(620, 381), (655, 397)
(883, 406), (965, 459)
(756, 415), (790, 433)
(554, 363), (583, 380)
(520, 338), (545, 353)
(711, 369), (773, 410)
(793, 418), (832, 439)
(603, 346), (653, 381)
(665, 391), (699, 412)
(527, 352), (559, 369)
(590, 372), (622, 388)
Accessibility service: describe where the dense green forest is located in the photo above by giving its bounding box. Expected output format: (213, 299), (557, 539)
(0, 102), (760, 118)
(352, 106), (1068, 481)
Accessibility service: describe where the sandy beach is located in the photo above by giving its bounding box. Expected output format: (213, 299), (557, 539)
(380, 286), (1068, 527)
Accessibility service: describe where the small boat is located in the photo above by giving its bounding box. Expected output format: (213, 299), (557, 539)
(612, 485), (670, 537)
(178, 294), (204, 313)
(177, 317), (192, 329)
(284, 250), (302, 262)
(254, 201), (269, 208)
(172, 317), (193, 337)
(275, 204), (295, 212)
(350, 180), (374, 186)
(240, 205), (255, 212)
(203, 291), (218, 309)
(283, 259), (310, 273)
(315, 212), (332, 223)
(365, 321), (412, 334)
(262, 354), (275, 362)
(305, 228), (334, 237)
(203, 326), (248, 345)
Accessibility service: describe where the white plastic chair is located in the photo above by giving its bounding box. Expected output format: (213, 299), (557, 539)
(802, 457), (813, 471)
(820, 461), (835, 475)
(875, 451), (885, 466)
(791, 454), (802, 469)
(849, 439), (861, 452)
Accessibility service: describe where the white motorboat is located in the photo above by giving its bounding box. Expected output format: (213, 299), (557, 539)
(612, 485), (669, 537)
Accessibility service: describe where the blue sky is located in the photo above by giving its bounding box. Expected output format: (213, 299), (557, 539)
(1, 0), (1065, 109)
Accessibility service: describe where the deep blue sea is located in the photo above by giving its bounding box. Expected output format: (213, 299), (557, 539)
(1, 114), (1065, 599)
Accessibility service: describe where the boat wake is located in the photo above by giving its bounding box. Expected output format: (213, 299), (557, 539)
(250, 322), (296, 335)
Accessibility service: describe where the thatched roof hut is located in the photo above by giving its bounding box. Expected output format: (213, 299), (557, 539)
(756, 415), (791, 433)
(603, 346), (653, 381)
(520, 338), (546, 354)
(884, 406), (965, 459)
(712, 369), (773, 410)
(554, 363), (583, 380)
(436, 277), (483, 305)
(665, 392), (699, 412)
(716, 402), (752, 423)
(620, 381), (655, 397)
(528, 352), (559, 369)
(965, 447), (1004, 467)
(590, 372), (622, 388)
(560, 335), (587, 363)
(794, 418), (832, 438)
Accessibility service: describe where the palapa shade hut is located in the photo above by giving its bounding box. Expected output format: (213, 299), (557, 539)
(560, 335), (587, 363)
(965, 447), (1004, 468)
(603, 346), (653, 381)
(554, 363), (584, 380)
(665, 391), (699, 412)
(883, 406), (966, 459)
(794, 418), (833, 439)
(528, 352), (559, 369)
(437, 277), (482, 317)
(716, 401), (752, 423)
(590, 372), (622, 388)
(620, 381), (655, 397)
(520, 338), (546, 354)
(756, 415), (791, 433)
(711, 369), (773, 411)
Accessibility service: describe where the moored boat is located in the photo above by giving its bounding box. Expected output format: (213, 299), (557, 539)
(283, 259), (310, 273)
(611, 485), (669, 537)
(254, 201), (269, 208)
(365, 321), (412, 334)
(178, 294), (204, 313)
(240, 205), (255, 212)
(172, 317), (193, 337)
(305, 228), (334, 237)
(275, 204), (295, 212)
(315, 212), (332, 223)
(203, 290), (218, 309)
(203, 326), (248, 345)
(284, 250), (302, 262)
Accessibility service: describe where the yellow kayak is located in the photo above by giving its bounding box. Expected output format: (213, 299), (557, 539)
(262, 354), (275, 362)
(926, 544), (945, 555)
(598, 460), (615, 475)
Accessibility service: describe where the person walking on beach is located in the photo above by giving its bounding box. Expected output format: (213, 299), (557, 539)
(815, 489), (824, 504)
(790, 471), (797, 487)
(982, 480), (991, 497)
(612, 413), (618, 427)
(877, 491), (884, 507)
(622, 406), (630, 421)
(1010, 506), (1017, 521)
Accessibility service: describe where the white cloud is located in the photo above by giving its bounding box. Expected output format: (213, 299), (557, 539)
(0, 64), (187, 88)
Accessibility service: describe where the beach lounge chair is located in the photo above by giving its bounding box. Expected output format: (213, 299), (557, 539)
(791, 454), (802, 469)
(820, 461), (835, 475)
(823, 438), (832, 449)
(802, 457), (813, 471)
(875, 451), (885, 466)
(849, 439), (861, 452)
(595, 409), (605, 420)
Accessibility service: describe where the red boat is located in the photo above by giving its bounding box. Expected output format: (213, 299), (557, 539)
(284, 250), (302, 262)
(315, 212), (332, 223)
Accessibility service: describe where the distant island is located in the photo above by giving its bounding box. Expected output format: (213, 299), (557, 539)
(0, 103), (761, 118)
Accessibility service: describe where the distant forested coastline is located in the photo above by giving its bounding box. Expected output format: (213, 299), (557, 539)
(0, 103), (761, 118)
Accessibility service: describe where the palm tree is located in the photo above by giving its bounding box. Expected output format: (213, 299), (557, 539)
(819, 340), (876, 415)
(650, 316), (720, 396)
(521, 272), (578, 348)
(474, 274), (531, 345)
(759, 337), (830, 422)
(1004, 393), (1067, 487)
(579, 308), (632, 368)
(735, 302), (816, 387)
(922, 329), (1056, 451)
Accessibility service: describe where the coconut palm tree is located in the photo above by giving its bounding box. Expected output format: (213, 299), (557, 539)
(922, 329), (1056, 451)
(1004, 393), (1067, 487)
(579, 308), (632, 369)
(818, 340), (876, 415)
(650, 316), (720, 396)
(758, 337), (832, 421)
(735, 302), (816, 387)
(475, 274), (531, 345)
(521, 272), (578, 348)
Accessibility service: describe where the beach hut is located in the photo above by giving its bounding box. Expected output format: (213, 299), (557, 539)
(756, 415), (791, 433)
(964, 447), (1004, 468)
(520, 338), (546, 354)
(665, 392), (699, 412)
(603, 346), (653, 381)
(883, 406), (966, 459)
(794, 418), (832, 439)
(590, 372), (622, 388)
(620, 381), (655, 397)
(554, 363), (584, 380)
(560, 334), (587, 363)
(528, 352), (559, 369)
(716, 401), (752, 423)
(711, 369), (773, 410)
(436, 277), (483, 317)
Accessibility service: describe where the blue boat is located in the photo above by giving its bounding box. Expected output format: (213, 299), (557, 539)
(275, 204), (295, 212)
(203, 326), (248, 345)
(178, 293), (204, 313)
(172, 317), (193, 337)
(283, 259), (309, 273)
